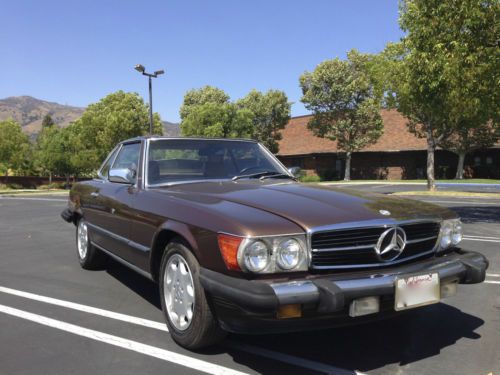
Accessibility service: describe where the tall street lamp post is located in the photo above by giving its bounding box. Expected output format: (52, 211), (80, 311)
(134, 64), (164, 135)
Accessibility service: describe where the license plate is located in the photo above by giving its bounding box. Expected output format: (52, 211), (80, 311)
(395, 273), (440, 311)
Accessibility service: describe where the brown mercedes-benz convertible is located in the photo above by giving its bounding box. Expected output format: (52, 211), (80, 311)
(62, 136), (488, 349)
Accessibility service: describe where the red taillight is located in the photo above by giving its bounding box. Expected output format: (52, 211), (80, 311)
(217, 234), (243, 271)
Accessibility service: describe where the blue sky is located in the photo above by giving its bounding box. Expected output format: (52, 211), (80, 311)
(0, 1), (403, 122)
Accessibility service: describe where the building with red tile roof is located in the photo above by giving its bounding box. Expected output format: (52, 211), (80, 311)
(277, 110), (499, 180)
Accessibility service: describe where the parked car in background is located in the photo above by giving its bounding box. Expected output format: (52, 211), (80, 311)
(62, 136), (488, 349)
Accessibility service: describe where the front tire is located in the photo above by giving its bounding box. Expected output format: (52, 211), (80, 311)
(76, 219), (107, 270)
(159, 240), (226, 349)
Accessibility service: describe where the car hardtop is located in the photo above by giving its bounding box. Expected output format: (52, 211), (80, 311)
(118, 136), (260, 145)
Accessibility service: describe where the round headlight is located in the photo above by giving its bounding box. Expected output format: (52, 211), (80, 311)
(243, 240), (269, 272)
(276, 239), (302, 270)
(440, 221), (453, 249)
(452, 220), (463, 245)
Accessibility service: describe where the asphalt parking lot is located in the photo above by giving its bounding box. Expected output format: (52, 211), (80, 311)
(0, 189), (499, 375)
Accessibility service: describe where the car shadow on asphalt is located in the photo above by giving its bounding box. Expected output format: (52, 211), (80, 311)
(106, 259), (162, 310)
(222, 303), (484, 374)
(101, 258), (485, 375)
(450, 206), (500, 224)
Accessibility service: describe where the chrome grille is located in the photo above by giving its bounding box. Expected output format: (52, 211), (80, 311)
(310, 221), (441, 269)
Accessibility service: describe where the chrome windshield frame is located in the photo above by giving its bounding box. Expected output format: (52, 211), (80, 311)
(143, 138), (292, 189)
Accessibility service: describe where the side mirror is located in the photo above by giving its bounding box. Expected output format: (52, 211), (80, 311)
(288, 166), (301, 177)
(109, 167), (136, 184)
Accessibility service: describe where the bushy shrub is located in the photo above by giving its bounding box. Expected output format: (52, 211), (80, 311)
(6, 183), (24, 190)
(38, 182), (66, 190)
(299, 174), (321, 183)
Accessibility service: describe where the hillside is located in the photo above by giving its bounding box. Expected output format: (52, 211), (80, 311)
(162, 120), (181, 136)
(0, 96), (85, 134)
(0, 95), (180, 136)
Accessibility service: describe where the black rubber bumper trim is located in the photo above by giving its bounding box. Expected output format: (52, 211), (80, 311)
(61, 208), (75, 223)
(200, 250), (489, 314)
(199, 268), (278, 313)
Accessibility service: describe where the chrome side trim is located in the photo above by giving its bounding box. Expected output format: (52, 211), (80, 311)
(91, 241), (153, 280)
(87, 222), (150, 252)
(270, 281), (319, 305)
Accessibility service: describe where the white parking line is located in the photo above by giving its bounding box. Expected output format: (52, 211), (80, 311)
(462, 238), (500, 243)
(419, 200), (500, 205)
(484, 281), (500, 284)
(464, 235), (500, 241)
(0, 285), (355, 374)
(0, 304), (248, 375)
(486, 273), (500, 277)
(0, 286), (167, 331)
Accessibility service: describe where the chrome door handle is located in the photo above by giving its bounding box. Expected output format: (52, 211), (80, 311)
(90, 192), (99, 198)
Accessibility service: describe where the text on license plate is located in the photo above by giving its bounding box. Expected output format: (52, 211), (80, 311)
(395, 273), (440, 311)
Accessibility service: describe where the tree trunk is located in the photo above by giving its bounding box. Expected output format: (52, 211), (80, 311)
(426, 137), (436, 191)
(344, 152), (351, 181)
(49, 172), (52, 185)
(455, 152), (465, 179)
(65, 174), (70, 189)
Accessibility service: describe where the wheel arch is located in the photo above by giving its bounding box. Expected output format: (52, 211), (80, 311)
(149, 221), (199, 283)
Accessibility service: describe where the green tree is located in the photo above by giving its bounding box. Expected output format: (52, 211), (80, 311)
(383, 0), (499, 189)
(42, 114), (55, 128)
(237, 89), (291, 153)
(179, 86), (230, 121)
(35, 125), (58, 182)
(180, 102), (253, 138)
(300, 50), (384, 181)
(0, 119), (31, 181)
(34, 125), (76, 182)
(71, 91), (163, 172)
(440, 123), (500, 178)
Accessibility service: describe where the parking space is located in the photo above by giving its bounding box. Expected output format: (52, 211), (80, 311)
(0, 193), (498, 375)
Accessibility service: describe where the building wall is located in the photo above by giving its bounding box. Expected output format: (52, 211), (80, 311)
(279, 148), (500, 180)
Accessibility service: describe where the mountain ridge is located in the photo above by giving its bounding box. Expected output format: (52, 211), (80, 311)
(0, 95), (180, 136)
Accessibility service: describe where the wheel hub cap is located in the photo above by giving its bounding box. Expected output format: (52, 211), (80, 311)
(77, 221), (88, 259)
(164, 254), (195, 331)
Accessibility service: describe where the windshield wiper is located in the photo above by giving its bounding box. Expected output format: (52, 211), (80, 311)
(259, 173), (296, 181)
(232, 171), (295, 181)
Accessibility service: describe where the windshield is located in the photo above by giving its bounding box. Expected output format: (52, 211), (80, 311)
(147, 139), (288, 185)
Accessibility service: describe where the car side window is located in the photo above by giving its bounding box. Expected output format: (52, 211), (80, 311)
(111, 143), (141, 182)
(99, 147), (120, 179)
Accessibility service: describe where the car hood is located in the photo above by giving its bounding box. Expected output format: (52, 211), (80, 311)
(155, 180), (454, 231)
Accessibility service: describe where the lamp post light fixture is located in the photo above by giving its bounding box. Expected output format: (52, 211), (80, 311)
(134, 64), (164, 135)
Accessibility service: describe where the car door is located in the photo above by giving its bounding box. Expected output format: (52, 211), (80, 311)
(87, 141), (141, 261)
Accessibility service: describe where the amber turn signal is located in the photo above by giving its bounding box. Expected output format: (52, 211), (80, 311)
(217, 234), (243, 271)
(277, 304), (302, 319)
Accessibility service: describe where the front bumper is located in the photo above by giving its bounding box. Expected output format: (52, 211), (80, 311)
(61, 208), (75, 223)
(200, 250), (488, 333)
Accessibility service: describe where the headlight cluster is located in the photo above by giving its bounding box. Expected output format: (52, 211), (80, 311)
(218, 233), (308, 273)
(439, 219), (463, 250)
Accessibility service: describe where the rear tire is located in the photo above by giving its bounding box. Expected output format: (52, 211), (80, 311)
(159, 239), (226, 349)
(76, 219), (107, 270)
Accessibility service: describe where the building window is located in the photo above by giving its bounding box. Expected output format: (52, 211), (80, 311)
(474, 156), (481, 166)
(335, 159), (342, 172)
(486, 156), (493, 165)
